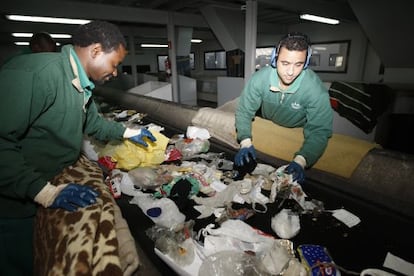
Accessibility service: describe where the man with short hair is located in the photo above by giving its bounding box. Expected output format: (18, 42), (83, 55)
(1, 32), (57, 65)
(30, 32), (57, 53)
(0, 20), (152, 275)
(235, 32), (333, 183)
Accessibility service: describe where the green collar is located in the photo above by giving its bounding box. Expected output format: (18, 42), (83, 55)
(269, 67), (306, 93)
(69, 48), (95, 92)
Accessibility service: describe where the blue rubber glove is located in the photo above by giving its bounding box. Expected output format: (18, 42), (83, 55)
(235, 145), (256, 166)
(285, 161), (305, 184)
(129, 128), (157, 147)
(50, 183), (99, 212)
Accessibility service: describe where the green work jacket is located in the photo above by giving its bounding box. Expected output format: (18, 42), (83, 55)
(235, 66), (333, 167)
(0, 45), (125, 217)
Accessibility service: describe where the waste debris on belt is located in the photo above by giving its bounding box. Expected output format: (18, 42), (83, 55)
(82, 103), (394, 276)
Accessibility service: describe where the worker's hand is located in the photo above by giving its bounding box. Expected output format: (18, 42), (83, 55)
(235, 138), (256, 166)
(128, 128), (156, 147)
(50, 183), (99, 212)
(285, 161), (305, 184)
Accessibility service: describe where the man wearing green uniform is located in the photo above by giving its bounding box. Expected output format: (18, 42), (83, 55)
(2, 32), (57, 65)
(29, 32), (57, 53)
(0, 21), (154, 275)
(235, 33), (333, 183)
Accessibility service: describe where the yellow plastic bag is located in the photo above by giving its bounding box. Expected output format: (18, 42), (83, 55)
(99, 130), (169, 170)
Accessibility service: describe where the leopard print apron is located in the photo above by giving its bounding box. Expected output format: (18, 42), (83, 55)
(34, 155), (123, 276)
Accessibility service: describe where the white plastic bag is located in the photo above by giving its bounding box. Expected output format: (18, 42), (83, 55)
(271, 209), (300, 239)
(109, 169), (141, 196)
(130, 192), (185, 230)
(199, 220), (275, 257)
(187, 126), (211, 140)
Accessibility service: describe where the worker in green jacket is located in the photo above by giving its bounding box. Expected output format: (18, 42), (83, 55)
(29, 32), (57, 53)
(0, 20), (155, 275)
(235, 32), (333, 183)
(1, 32), (57, 65)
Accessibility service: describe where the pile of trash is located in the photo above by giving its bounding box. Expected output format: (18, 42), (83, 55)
(83, 106), (364, 276)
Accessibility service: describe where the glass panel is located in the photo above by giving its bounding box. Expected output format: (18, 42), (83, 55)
(309, 40), (350, 73)
(255, 47), (274, 70)
(157, 55), (168, 72)
(204, 50), (226, 70)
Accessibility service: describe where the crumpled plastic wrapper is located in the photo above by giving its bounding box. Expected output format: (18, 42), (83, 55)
(271, 209), (300, 239)
(186, 126), (211, 140)
(198, 250), (269, 276)
(128, 167), (172, 190)
(259, 239), (295, 275)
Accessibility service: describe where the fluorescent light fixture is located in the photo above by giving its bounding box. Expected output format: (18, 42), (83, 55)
(12, 32), (33, 38)
(6, 15), (90, 25)
(141, 39), (201, 47)
(49, 34), (72, 39)
(12, 32), (72, 39)
(140, 40), (201, 48)
(15, 41), (61, 46)
(300, 14), (339, 25)
(15, 42), (30, 46)
(140, 43), (168, 48)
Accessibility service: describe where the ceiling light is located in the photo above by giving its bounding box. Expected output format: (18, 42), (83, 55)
(14, 41), (61, 46)
(12, 32), (72, 39)
(191, 39), (202, 43)
(140, 44), (168, 48)
(299, 14), (339, 25)
(6, 15), (90, 25)
(49, 34), (72, 39)
(14, 42), (30, 46)
(12, 33), (33, 38)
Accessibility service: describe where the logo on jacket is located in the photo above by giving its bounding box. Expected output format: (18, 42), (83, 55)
(291, 102), (301, 109)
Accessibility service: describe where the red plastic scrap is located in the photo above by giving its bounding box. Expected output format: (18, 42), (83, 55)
(98, 156), (117, 170)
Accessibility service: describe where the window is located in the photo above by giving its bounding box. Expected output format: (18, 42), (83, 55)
(309, 40), (350, 73)
(309, 54), (320, 67)
(226, 49), (244, 77)
(136, 65), (151, 73)
(157, 55), (168, 72)
(158, 53), (195, 71)
(189, 52), (195, 70)
(121, 65), (132, 74)
(204, 50), (226, 70)
(255, 46), (274, 70)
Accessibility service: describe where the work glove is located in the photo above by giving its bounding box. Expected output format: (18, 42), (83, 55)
(124, 128), (156, 147)
(50, 183), (99, 212)
(285, 161), (305, 184)
(235, 138), (256, 166)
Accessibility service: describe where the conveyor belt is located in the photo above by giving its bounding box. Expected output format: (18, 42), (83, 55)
(94, 87), (414, 220)
(114, 116), (413, 275)
(95, 88), (413, 275)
